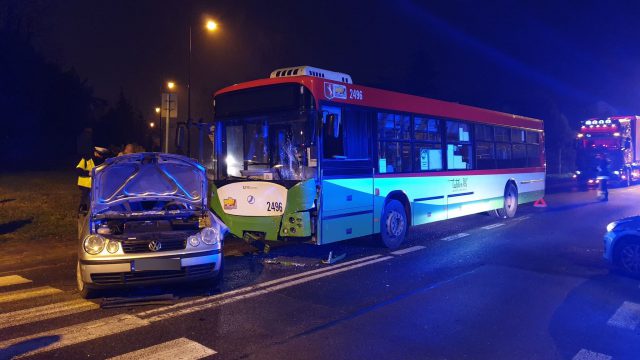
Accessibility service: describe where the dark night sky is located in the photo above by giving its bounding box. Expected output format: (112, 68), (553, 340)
(31, 0), (640, 125)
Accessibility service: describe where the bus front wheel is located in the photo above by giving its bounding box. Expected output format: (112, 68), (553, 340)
(381, 200), (407, 249)
(493, 183), (518, 219)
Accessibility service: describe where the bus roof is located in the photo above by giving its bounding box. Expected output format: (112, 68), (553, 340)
(214, 76), (544, 131)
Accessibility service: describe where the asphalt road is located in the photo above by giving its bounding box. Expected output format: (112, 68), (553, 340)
(1, 185), (640, 360)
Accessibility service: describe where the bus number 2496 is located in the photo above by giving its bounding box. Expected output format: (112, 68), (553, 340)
(349, 89), (363, 100)
(266, 201), (283, 212)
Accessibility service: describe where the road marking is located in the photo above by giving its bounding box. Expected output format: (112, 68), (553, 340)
(572, 349), (612, 360)
(391, 246), (426, 255)
(108, 338), (216, 360)
(0, 286), (62, 304)
(0, 254), (394, 357)
(143, 256), (395, 322)
(514, 215), (531, 221)
(440, 233), (470, 241)
(138, 254), (383, 318)
(481, 223), (505, 230)
(0, 275), (31, 287)
(0, 299), (99, 330)
(0, 315), (149, 359)
(607, 301), (640, 330)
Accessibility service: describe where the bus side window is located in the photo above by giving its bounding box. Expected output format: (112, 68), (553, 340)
(322, 106), (344, 158)
(446, 120), (472, 170)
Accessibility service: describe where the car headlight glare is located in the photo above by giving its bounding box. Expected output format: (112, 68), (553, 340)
(201, 227), (219, 245)
(606, 222), (617, 232)
(84, 234), (106, 255)
(106, 240), (120, 254)
(188, 235), (200, 247)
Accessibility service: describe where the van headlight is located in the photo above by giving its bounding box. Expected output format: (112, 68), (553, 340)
(606, 222), (617, 232)
(188, 234), (200, 247)
(84, 234), (106, 255)
(106, 240), (120, 254)
(200, 227), (220, 245)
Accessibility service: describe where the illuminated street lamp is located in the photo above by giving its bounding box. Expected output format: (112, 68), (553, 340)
(186, 18), (218, 157)
(206, 20), (218, 31)
(149, 122), (155, 128)
(167, 81), (175, 90)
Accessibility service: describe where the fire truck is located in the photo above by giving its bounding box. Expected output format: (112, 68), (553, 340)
(575, 116), (640, 187)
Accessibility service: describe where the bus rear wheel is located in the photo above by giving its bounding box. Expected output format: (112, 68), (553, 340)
(381, 200), (407, 250)
(493, 183), (518, 219)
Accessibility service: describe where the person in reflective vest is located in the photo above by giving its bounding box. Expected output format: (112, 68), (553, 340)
(77, 147), (109, 213)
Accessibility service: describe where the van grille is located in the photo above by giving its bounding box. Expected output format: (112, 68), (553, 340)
(121, 237), (186, 253)
(90, 264), (215, 285)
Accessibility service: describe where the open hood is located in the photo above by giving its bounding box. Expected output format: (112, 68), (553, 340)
(91, 153), (206, 211)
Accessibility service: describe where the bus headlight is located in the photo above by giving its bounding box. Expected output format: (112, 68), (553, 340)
(201, 227), (220, 245)
(84, 235), (106, 255)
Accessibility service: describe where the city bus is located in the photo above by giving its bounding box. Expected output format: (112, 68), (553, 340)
(209, 66), (545, 249)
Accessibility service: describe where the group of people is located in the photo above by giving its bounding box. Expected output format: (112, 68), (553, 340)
(76, 143), (145, 214)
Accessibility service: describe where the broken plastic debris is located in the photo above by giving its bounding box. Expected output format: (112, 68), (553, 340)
(100, 294), (176, 309)
(322, 251), (346, 265)
(262, 257), (308, 267)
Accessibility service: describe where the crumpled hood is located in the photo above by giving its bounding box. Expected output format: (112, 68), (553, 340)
(91, 153), (206, 210)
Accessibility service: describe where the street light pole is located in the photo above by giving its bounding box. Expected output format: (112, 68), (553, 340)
(187, 25), (192, 157)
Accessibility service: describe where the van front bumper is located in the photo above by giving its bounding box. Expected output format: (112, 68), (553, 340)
(79, 250), (221, 288)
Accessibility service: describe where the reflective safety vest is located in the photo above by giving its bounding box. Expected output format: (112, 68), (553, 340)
(76, 158), (95, 188)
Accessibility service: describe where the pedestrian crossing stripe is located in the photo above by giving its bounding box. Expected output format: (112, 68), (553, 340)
(108, 338), (217, 360)
(0, 275), (31, 287)
(0, 286), (62, 304)
(0, 299), (99, 330)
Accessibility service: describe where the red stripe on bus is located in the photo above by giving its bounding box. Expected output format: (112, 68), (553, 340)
(373, 167), (546, 178)
(214, 76), (544, 130)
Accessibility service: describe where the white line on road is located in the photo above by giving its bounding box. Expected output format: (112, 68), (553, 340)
(143, 256), (395, 322)
(138, 254), (383, 318)
(0, 286), (62, 304)
(0, 299), (99, 330)
(607, 301), (640, 330)
(108, 338), (216, 360)
(481, 223), (505, 230)
(514, 215), (531, 221)
(440, 233), (470, 242)
(391, 246), (426, 255)
(0, 275), (31, 287)
(572, 349), (612, 360)
(0, 314), (149, 359)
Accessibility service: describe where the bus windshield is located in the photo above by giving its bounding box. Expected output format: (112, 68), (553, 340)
(219, 110), (317, 180)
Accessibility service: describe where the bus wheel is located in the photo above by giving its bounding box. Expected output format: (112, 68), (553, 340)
(493, 183), (518, 219)
(381, 200), (407, 249)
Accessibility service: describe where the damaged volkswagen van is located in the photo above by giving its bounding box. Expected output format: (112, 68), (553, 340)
(76, 153), (226, 298)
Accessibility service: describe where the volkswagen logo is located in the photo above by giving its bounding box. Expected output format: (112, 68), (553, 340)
(148, 240), (162, 252)
(247, 195), (255, 204)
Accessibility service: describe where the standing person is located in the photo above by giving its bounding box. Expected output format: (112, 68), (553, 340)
(76, 147), (109, 214)
(118, 143), (135, 156)
(597, 157), (611, 201)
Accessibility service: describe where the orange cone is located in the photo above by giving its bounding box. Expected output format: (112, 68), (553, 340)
(533, 198), (547, 207)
